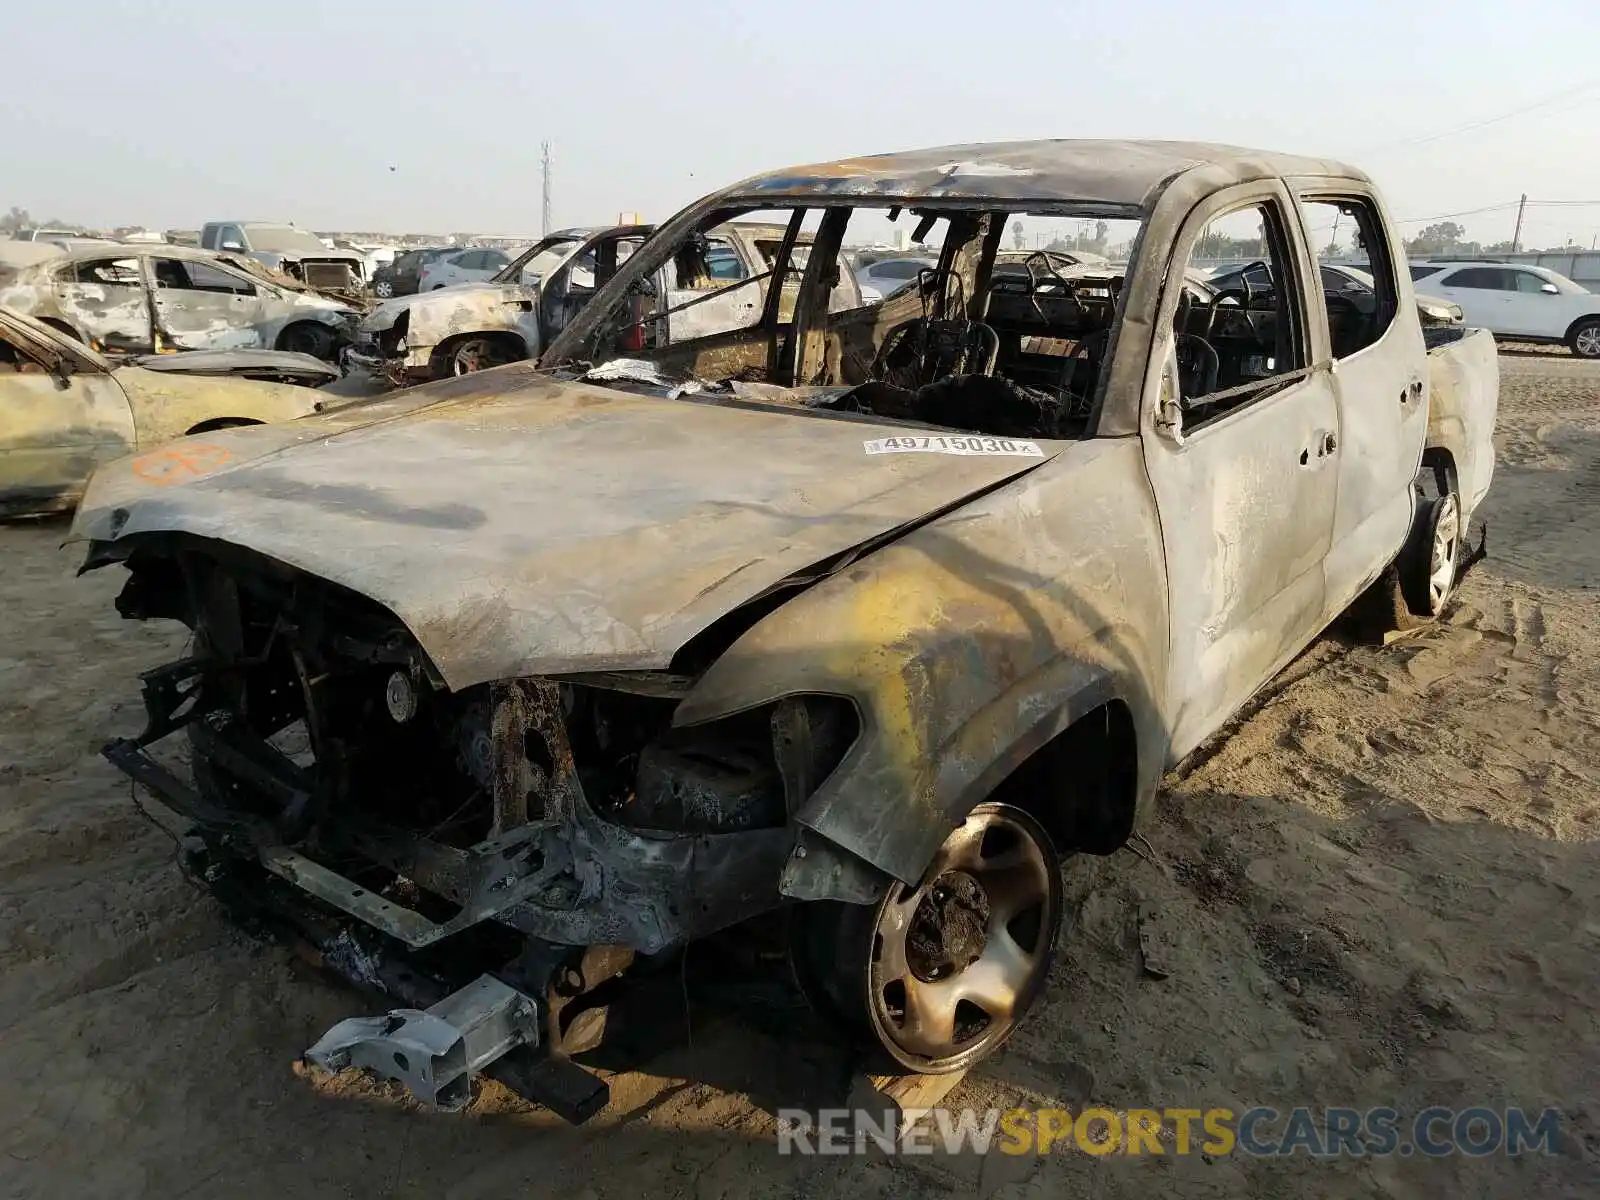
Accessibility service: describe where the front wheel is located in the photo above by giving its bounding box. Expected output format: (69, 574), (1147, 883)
(1569, 318), (1600, 359)
(430, 335), (515, 380)
(278, 323), (336, 360)
(791, 803), (1063, 1074)
(372, 279), (394, 299)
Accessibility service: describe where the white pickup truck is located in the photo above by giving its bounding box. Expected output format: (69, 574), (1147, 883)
(73, 139), (1496, 1111)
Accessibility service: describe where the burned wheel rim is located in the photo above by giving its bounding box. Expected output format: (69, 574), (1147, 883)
(451, 338), (500, 375)
(1426, 492), (1460, 614)
(865, 803), (1061, 1072)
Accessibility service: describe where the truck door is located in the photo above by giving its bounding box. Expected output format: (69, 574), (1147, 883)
(0, 314), (135, 514)
(149, 256), (268, 350)
(1142, 183), (1341, 759)
(51, 255), (155, 353)
(1295, 192), (1429, 616)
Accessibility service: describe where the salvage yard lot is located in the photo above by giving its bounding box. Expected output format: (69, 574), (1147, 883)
(2, 354), (1598, 1198)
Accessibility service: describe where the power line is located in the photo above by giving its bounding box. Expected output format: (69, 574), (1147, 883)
(1389, 202), (1521, 226)
(1353, 75), (1600, 155)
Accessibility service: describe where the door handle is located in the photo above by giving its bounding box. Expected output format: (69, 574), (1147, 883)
(1302, 432), (1336, 465)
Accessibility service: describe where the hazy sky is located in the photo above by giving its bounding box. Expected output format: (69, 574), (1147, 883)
(6, 0), (1598, 248)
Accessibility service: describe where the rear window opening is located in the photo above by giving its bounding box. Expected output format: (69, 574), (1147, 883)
(548, 204), (1144, 441)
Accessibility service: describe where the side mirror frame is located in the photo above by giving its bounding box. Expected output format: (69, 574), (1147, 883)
(1540, 282), (1560, 295)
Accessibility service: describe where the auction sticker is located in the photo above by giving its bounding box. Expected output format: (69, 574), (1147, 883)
(863, 435), (1044, 457)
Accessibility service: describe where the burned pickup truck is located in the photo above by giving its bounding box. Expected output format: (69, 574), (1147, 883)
(73, 140), (1495, 1113)
(349, 222), (861, 385)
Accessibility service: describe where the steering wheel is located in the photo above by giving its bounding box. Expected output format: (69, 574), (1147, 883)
(1021, 251), (1073, 294)
(1212, 260), (1269, 309)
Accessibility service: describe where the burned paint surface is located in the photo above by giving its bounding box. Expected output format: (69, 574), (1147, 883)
(0, 305), (322, 515)
(71, 371), (1063, 687)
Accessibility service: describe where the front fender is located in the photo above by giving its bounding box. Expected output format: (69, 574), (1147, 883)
(676, 437), (1169, 890)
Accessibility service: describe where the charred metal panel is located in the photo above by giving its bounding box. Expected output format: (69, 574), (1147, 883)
(69, 376), (1062, 689)
(677, 437), (1169, 887)
(1422, 326), (1499, 520)
(489, 677), (582, 831)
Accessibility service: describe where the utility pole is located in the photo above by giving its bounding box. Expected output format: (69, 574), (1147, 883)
(1511, 192), (1527, 253)
(541, 141), (553, 237)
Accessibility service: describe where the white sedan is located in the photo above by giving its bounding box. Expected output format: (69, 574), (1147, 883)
(417, 247), (514, 291)
(1408, 261), (1600, 357)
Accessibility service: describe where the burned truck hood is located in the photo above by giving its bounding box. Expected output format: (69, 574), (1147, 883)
(70, 366), (1063, 689)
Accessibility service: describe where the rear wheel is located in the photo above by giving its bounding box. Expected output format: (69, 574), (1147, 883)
(792, 803), (1062, 1074)
(1402, 490), (1461, 617)
(1570, 318), (1600, 360)
(1356, 464), (1463, 634)
(373, 279), (394, 299)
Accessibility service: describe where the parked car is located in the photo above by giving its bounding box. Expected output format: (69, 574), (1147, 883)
(73, 139), (1495, 1113)
(351, 223), (862, 385)
(854, 254), (939, 299)
(199, 222), (366, 293)
(11, 228), (99, 243)
(0, 245), (360, 361)
(417, 247), (515, 291)
(368, 247), (452, 299)
(1406, 261), (1600, 357)
(1202, 260), (1464, 328)
(0, 306), (329, 517)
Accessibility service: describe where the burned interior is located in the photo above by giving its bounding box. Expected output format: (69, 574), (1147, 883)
(102, 527), (870, 1111)
(544, 185), (1313, 442)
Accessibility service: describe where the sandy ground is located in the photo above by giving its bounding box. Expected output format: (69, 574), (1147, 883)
(2, 353), (1598, 1199)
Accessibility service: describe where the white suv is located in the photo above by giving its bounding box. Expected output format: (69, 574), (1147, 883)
(1409, 261), (1600, 358)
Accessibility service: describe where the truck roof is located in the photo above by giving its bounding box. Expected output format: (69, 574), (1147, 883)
(723, 139), (1368, 211)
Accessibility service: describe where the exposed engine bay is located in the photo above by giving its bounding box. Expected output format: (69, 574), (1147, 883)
(103, 541), (862, 1111)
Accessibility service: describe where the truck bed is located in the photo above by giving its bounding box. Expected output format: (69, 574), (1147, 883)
(1424, 325), (1499, 522)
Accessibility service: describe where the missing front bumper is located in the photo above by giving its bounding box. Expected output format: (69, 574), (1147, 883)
(305, 973), (540, 1110)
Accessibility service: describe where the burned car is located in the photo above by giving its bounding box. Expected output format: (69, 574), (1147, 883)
(1, 306), (331, 517)
(75, 141), (1495, 1112)
(349, 222), (862, 386)
(0, 245), (360, 361)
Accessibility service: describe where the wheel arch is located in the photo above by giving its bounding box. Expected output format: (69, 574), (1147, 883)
(432, 329), (528, 362)
(1420, 443), (1459, 497)
(184, 416), (262, 436)
(1564, 311), (1600, 344)
(781, 667), (1163, 905)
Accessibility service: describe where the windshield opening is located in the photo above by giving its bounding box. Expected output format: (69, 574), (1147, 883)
(495, 237), (583, 285)
(546, 202), (1145, 442)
